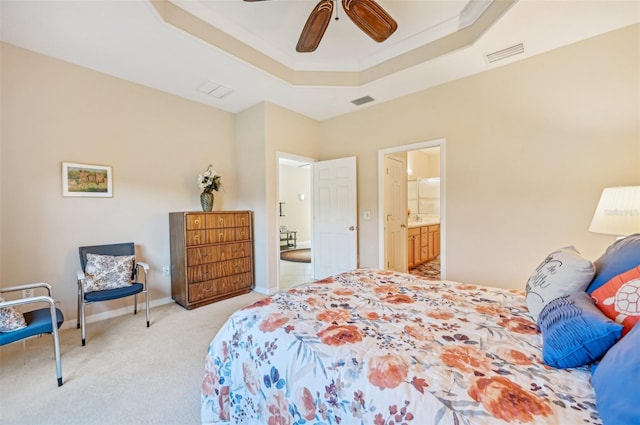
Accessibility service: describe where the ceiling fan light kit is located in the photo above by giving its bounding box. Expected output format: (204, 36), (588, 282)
(246, 0), (397, 53)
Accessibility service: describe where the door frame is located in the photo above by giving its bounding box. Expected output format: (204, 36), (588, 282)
(377, 138), (446, 278)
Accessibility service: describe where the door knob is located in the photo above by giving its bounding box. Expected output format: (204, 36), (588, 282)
(400, 224), (406, 228)
(349, 226), (355, 231)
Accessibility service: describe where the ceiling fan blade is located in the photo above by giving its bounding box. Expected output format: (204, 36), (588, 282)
(296, 0), (334, 53)
(342, 0), (397, 43)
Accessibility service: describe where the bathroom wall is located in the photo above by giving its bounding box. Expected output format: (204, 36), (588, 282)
(278, 163), (311, 243)
(408, 149), (441, 217)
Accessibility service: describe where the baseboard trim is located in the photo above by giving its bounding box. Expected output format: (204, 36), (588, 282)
(61, 297), (174, 330)
(253, 286), (279, 296)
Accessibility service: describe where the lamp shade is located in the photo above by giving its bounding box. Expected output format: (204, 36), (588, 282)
(589, 186), (640, 236)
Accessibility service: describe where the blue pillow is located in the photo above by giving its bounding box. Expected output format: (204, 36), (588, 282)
(586, 234), (640, 293)
(592, 323), (640, 425)
(538, 292), (623, 368)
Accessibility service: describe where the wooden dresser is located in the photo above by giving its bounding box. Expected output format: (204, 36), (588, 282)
(169, 211), (254, 310)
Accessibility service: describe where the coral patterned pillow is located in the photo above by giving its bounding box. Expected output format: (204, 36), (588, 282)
(0, 297), (27, 332)
(591, 265), (640, 336)
(83, 253), (135, 293)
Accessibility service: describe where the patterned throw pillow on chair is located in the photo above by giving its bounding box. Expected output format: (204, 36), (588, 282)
(0, 297), (27, 332)
(83, 253), (135, 293)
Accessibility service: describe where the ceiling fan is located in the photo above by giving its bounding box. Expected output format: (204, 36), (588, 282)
(244, 0), (398, 53)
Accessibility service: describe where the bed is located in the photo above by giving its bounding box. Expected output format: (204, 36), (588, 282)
(201, 268), (606, 424)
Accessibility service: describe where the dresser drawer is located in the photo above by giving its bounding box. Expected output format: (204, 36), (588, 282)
(186, 214), (207, 230)
(215, 257), (252, 276)
(187, 242), (252, 266)
(234, 212), (251, 227)
(206, 228), (237, 244)
(186, 230), (207, 246)
(187, 257), (252, 283)
(188, 272), (253, 303)
(235, 226), (251, 241)
(206, 213), (235, 229)
(188, 277), (226, 302)
(223, 272), (253, 293)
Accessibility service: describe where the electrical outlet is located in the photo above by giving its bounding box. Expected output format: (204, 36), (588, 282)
(22, 288), (34, 298)
(162, 265), (170, 277)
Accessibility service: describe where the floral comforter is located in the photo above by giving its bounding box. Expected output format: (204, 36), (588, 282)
(201, 269), (601, 425)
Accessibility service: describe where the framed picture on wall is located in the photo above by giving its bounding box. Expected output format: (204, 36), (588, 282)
(62, 162), (113, 197)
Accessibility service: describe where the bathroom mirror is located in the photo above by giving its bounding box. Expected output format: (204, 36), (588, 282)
(408, 178), (440, 215)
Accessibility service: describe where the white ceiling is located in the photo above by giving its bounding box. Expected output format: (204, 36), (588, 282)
(1, 0), (638, 121)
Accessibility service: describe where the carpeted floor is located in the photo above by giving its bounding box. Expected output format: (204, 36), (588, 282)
(280, 248), (311, 263)
(409, 257), (441, 280)
(0, 292), (265, 425)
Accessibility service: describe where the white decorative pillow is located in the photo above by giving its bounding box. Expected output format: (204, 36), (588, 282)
(0, 296), (28, 332)
(525, 246), (595, 321)
(83, 253), (135, 293)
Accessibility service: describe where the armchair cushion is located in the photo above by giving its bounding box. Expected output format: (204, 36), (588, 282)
(0, 307), (64, 345)
(83, 253), (135, 293)
(84, 283), (144, 302)
(0, 297), (27, 332)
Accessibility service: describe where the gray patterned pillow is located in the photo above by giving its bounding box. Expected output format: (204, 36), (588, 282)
(83, 253), (135, 293)
(525, 246), (595, 321)
(0, 296), (27, 332)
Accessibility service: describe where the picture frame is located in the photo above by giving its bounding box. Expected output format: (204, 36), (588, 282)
(62, 162), (113, 197)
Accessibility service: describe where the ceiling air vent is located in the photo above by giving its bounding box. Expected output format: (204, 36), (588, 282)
(351, 95), (375, 106)
(197, 80), (234, 99)
(485, 43), (525, 63)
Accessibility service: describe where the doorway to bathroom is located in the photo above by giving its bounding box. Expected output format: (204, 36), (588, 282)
(378, 139), (445, 279)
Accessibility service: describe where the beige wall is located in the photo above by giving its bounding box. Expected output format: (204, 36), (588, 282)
(279, 164), (311, 242)
(1, 23), (638, 328)
(319, 24), (640, 289)
(1, 43), (237, 323)
(408, 150), (440, 179)
(235, 102), (319, 294)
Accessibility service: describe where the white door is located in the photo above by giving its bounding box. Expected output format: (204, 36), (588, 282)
(384, 155), (407, 272)
(312, 156), (358, 279)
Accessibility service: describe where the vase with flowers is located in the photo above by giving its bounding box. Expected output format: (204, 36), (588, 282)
(197, 164), (222, 212)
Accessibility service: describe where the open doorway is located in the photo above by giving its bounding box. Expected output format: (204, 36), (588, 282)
(277, 154), (313, 290)
(378, 139), (445, 279)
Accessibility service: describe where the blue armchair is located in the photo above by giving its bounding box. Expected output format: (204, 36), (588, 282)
(0, 282), (64, 386)
(77, 242), (150, 346)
